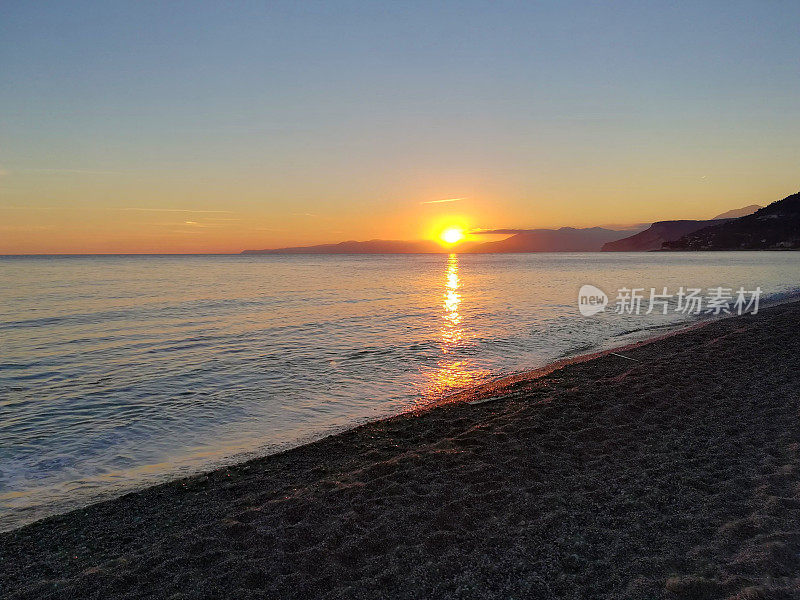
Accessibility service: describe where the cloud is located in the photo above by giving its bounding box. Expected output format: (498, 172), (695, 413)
(0, 224), (54, 231)
(420, 197), (465, 205)
(596, 222), (651, 231)
(0, 205), (63, 210)
(22, 168), (126, 175)
(120, 208), (234, 214)
(469, 228), (534, 235)
(180, 221), (226, 228)
(471, 224), (647, 235)
(291, 212), (318, 217)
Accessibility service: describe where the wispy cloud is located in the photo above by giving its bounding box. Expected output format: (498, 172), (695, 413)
(181, 221), (227, 228)
(596, 222), (651, 231)
(469, 228), (533, 235)
(291, 212), (318, 217)
(22, 168), (126, 176)
(120, 208), (234, 214)
(0, 205), (64, 210)
(420, 197), (465, 205)
(0, 205), (240, 217)
(0, 225), (55, 231)
(470, 224), (646, 235)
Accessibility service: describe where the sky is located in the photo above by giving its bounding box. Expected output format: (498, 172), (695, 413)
(1, 0), (799, 253)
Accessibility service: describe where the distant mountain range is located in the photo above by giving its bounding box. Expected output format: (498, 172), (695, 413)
(241, 199), (796, 254)
(468, 227), (628, 252)
(711, 204), (762, 219)
(664, 193), (799, 250)
(242, 239), (445, 254)
(242, 227), (640, 254)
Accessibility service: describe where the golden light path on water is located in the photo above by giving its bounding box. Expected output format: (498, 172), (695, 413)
(425, 253), (489, 398)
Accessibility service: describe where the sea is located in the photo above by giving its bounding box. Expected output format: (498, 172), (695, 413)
(1, 252), (799, 530)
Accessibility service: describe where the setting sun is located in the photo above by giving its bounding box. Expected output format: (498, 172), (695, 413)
(440, 227), (465, 245)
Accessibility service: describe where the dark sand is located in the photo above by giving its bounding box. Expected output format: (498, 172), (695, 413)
(3, 302), (800, 599)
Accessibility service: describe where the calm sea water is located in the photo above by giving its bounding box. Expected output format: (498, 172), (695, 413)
(1, 252), (799, 530)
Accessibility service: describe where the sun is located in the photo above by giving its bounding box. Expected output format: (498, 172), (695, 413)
(440, 227), (465, 245)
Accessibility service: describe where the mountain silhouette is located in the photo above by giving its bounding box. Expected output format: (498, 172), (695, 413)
(602, 219), (732, 252)
(712, 204), (762, 219)
(470, 227), (628, 252)
(242, 227), (635, 254)
(664, 193), (800, 250)
(241, 239), (446, 254)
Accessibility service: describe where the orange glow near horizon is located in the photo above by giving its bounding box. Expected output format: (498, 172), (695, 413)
(1, 182), (792, 254)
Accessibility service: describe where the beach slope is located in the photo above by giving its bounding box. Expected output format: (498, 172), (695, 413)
(2, 302), (800, 599)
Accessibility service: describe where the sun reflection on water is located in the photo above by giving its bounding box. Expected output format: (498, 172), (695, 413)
(442, 254), (462, 348)
(424, 254), (489, 398)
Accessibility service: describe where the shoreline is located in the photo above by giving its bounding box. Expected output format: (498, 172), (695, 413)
(435, 319), (710, 407)
(3, 300), (800, 598)
(0, 297), (793, 533)
(0, 311), (713, 533)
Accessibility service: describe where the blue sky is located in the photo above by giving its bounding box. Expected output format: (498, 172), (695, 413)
(1, 1), (799, 252)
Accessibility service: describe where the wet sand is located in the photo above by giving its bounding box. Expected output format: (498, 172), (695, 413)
(2, 301), (800, 599)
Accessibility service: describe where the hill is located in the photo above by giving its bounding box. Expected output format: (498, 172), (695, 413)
(712, 204), (761, 219)
(472, 227), (629, 253)
(601, 220), (730, 252)
(664, 192), (800, 250)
